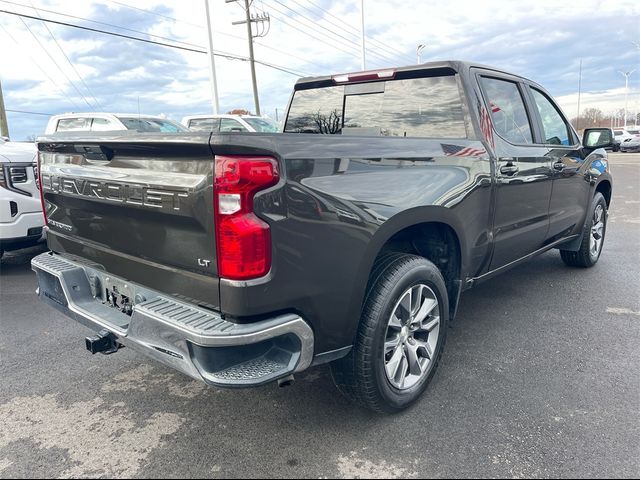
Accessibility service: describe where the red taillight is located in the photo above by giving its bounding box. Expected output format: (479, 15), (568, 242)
(37, 153), (48, 226)
(214, 155), (279, 280)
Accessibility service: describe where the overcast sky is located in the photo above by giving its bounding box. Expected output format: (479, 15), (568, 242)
(0, 0), (639, 140)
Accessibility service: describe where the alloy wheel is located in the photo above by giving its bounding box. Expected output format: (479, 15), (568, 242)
(383, 284), (440, 390)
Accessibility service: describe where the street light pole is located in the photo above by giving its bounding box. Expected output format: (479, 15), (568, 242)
(619, 70), (636, 129)
(204, 0), (220, 114)
(416, 44), (425, 64)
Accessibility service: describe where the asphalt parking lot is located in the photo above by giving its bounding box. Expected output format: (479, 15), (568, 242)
(1, 153), (638, 479)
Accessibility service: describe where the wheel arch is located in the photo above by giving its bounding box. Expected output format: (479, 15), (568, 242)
(344, 207), (468, 345)
(595, 178), (612, 207)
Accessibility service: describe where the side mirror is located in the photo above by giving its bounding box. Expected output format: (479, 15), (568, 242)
(583, 128), (614, 149)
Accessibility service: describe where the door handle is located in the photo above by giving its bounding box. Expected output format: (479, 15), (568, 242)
(553, 161), (566, 171)
(499, 163), (519, 175)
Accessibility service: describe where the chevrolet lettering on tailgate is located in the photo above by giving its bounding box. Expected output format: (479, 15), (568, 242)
(41, 174), (189, 212)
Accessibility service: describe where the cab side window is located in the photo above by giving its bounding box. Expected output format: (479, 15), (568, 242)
(480, 77), (533, 144)
(530, 88), (572, 145)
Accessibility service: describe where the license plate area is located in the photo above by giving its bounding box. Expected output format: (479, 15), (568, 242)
(103, 276), (134, 317)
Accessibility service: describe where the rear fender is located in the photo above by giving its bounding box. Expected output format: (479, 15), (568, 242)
(343, 206), (468, 343)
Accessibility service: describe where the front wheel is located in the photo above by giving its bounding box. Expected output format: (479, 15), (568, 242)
(330, 254), (449, 413)
(560, 192), (607, 268)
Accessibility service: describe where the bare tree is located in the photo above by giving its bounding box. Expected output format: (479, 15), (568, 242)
(582, 107), (604, 126)
(312, 109), (341, 134)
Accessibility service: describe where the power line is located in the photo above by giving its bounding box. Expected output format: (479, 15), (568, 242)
(264, 1), (369, 60)
(268, 10), (363, 64)
(263, 1), (388, 68)
(26, 0), (103, 110)
(264, 0), (396, 66)
(0, 22), (81, 109)
(1, 9), (209, 53)
(6, 109), (53, 116)
(269, 0), (362, 51)
(18, 17), (96, 109)
(242, 0), (374, 66)
(298, 0), (413, 64)
(0, 9), (308, 76)
(2, 0), (323, 73)
(103, 0), (205, 29)
(0, 0), (206, 50)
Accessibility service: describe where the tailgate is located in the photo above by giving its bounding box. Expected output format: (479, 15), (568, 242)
(37, 133), (219, 309)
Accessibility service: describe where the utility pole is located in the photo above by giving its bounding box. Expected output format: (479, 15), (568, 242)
(229, 0), (270, 116)
(359, 0), (366, 70)
(204, 0), (220, 114)
(0, 79), (8, 139)
(619, 69), (635, 129)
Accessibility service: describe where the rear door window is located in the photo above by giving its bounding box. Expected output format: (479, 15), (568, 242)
(480, 77), (533, 144)
(285, 74), (467, 138)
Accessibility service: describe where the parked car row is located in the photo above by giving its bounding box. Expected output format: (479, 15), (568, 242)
(614, 128), (640, 152)
(2, 112), (279, 258)
(182, 114), (279, 133)
(43, 113), (280, 134)
(0, 137), (44, 258)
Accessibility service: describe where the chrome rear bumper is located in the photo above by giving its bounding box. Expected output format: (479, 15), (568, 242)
(31, 252), (314, 387)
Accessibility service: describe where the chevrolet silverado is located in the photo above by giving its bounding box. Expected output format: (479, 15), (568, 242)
(33, 61), (614, 412)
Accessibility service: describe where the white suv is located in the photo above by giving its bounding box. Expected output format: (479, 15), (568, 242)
(0, 138), (44, 258)
(45, 113), (188, 134)
(181, 114), (280, 133)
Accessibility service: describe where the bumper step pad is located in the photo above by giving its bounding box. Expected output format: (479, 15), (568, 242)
(31, 252), (314, 387)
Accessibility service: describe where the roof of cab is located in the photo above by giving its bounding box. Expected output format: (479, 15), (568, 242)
(294, 60), (528, 88)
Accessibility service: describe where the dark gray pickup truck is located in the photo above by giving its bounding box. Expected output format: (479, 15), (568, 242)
(33, 61), (614, 412)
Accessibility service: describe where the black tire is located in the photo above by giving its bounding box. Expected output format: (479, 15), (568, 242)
(330, 253), (449, 413)
(560, 192), (607, 268)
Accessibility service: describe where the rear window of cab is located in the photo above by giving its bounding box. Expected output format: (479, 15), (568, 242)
(285, 74), (467, 138)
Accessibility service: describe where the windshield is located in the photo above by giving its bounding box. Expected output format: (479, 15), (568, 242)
(117, 117), (188, 133)
(284, 74), (467, 138)
(244, 117), (279, 132)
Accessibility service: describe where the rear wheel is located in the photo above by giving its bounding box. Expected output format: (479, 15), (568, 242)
(560, 192), (607, 268)
(330, 254), (448, 413)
